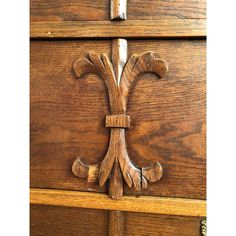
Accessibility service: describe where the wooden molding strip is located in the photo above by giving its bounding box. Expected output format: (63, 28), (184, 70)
(109, 211), (124, 236)
(30, 188), (206, 217)
(30, 19), (206, 38)
(111, 0), (127, 20)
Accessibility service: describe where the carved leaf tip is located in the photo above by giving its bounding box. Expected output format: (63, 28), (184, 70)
(142, 162), (163, 183)
(125, 168), (142, 190)
(139, 51), (168, 79)
(72, 158), (99, 183)
(152, 59), (168, 79)
(73, 57), (96, 79)
(120, 51), (168, 94)
(72, 158), (88, 178)
(98, 156), (115, 187)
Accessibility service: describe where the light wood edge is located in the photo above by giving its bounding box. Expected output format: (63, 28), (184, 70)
(30, 19), (206, 38)
(111, 0), (127, 20)
(30, 188), (206, 217)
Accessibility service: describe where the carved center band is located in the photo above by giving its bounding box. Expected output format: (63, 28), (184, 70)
(105, 115), (130, 128)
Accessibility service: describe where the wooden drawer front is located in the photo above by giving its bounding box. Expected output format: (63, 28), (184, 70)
(30, 0), (206, 22)
(124, 212), (204, 236)
(30, 39), (206, 199)
(30, 205), (108, 236)
(30, 204), (204, 236)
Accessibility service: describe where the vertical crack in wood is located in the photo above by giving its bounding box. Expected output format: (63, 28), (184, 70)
(109, 211), (124, 236)
(111, 0), (127, 20)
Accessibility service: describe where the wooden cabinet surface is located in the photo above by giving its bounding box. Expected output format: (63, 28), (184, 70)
(30, 0), (206, 21)
(30, 0), (206, 235)
(30, 39), (206, 199)
(31, 204), (204, 236)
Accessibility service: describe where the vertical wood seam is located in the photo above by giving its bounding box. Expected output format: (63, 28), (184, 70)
(109, 211), (124, 236)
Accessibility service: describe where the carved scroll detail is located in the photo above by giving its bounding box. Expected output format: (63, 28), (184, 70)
(72, 47), (168, 199)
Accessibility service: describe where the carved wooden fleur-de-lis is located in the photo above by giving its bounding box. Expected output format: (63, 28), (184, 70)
(72, 39), (168, 199)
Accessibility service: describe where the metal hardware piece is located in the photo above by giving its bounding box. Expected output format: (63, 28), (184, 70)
(201, 219), (207, 236)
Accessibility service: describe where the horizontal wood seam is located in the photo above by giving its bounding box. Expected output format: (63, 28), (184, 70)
(30, 188), (206, 217)
(30, 19), (206, 38)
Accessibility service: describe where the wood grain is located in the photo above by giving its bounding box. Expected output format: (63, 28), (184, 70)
(105, 115), (130, 128)
(30, 0), (206, 22)
(109, 211), (124, 236)
(30, 188), (206, 217)
(30, 204), (108, 236)
(30, 40), (206, 199)
(30, 0), (109, 21)
(30, 0), (206, 233)
(124, 212), (204, 236)
(30, 40), (111, 193)
(125, 40), (206, 199)
(30, 19), (206, 38)
(30, 202), (205, 236)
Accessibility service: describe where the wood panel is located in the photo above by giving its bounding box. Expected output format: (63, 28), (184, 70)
(30, 19), (206, 38)
(30, 0), (205, 22)
(124, 212), (204, 236)
(30, 39), (206, 199)
(30, 0), (110, 21)
(30, 188), (206, 217)
(30, 40), (110, 193)
(30, 202), (205, 236)
(30, 204), (108, 236)
(125, 40), (206, 199)
(128, 0), (206, 20)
